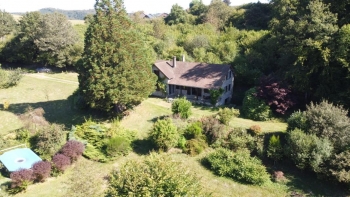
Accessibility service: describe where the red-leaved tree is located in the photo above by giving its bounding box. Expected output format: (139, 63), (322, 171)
(256, 75), (295, 114)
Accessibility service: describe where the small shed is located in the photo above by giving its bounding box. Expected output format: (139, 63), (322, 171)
(0, 148), (42, 172)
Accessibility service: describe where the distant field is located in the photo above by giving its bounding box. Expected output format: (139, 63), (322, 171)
(11, 14), (22, 21)
(11, 14), (84, 25)
(69, 20), (85, 25)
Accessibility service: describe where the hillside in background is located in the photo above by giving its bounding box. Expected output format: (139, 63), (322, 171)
(12, 8), (95, 20)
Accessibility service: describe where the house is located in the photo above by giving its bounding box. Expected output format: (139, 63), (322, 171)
(152, 57), (234, 106)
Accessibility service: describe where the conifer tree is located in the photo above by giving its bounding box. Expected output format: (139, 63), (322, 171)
(78, 0), (157, 113)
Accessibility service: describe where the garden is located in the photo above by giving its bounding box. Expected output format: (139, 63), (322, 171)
(0, 71), (349, 196)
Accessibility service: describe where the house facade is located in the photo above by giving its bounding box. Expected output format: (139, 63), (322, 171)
(152, 57), (234, 106)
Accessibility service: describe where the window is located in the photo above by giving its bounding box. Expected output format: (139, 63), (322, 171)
(176, 85), (180, 90)
(204, 89), (209, 94)
(228, 84), (231, 91)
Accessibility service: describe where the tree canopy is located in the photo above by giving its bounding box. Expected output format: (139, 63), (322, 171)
(0, 10), (16, 39)
(78, 0), (157, 113)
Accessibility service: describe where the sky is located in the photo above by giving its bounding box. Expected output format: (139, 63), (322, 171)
(0, 0), (269, 14)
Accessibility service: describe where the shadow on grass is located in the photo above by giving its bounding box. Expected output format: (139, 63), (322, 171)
(132, 138), (155, 155)
(264, 159), (350, 196)
(4, 99), (109, 128)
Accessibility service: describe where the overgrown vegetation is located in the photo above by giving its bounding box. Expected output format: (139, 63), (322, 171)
(205, 148), (270, 185)
(106, 153), (203, 196)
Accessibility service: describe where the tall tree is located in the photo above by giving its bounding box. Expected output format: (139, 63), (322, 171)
(270, 0), (338, 101)
(0, 10), (16, 40)
(35, 13), (78, 67)
(165, 4), (188, 25)
(78, 0), (157, 113)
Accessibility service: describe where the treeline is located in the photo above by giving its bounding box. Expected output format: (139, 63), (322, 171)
(12, 8), (95, 20)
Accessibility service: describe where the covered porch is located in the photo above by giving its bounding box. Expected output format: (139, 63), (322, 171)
(167, 85), (211, 105)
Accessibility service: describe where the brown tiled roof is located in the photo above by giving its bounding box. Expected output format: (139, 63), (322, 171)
(154, 60), (231, 89)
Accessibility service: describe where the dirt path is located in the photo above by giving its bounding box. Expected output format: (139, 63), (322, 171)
(25, 73), (79, 85)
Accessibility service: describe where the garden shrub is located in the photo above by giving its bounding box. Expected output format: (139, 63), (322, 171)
(242, 88), (272, 121)
(149, 118), (179, 151)
(330, 150), (350, 184)
(209, 88), (224, 106)
(60, 140), (85, 162)
(184, 138), (208, 156)
(105, 136), (132, 157)
(226, 128), (256, 152)
(286, 129), (333, 173)
(171, 97), (192, 119)
(32, 161), (52, 182)
(205, 148), (270, 185)
(35, 124), (67, 160)
(305, 100), (350, 150)
(178, 135), (187, 149)
(15, 129), (30, 142)
(267, 135), (283, 162)
(201, 115), (227, 144)
(184, 121), (203, 139)
(9, 169), (33, 194)
(0, 67), (23, 88)
(249, 125), (262, 135)
(52, 154), (71, 173)
(106, 153), (203, 196)
(286, 110), (309, 132)
(83, 144), (108, 162)
(217, 107), (240, 125)
(18, 107), (49, 134)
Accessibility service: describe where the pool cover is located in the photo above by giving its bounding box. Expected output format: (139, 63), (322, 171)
(0, 148), (42, 172)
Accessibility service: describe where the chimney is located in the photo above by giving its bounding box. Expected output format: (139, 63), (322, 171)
(173, 56), (176, 67)
(182, 54), (185, 62)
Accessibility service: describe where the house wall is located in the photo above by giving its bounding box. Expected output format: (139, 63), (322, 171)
(218, 70), (234, 105)
(151, 66), (168, 97)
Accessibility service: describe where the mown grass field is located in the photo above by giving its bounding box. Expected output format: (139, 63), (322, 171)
(1, 72), (348, 197)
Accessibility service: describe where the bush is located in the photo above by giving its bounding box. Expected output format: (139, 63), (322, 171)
(205, 148), (270, 185)
(184, 138), (208, 156)
(287, 110), (309, 132)
(105, 136), (132, 157)
(171, 97), (192, 119)
(249, 125), (262, 135)
(106, 153), (203, 196)
(330, 150), (350, 184)
(52, 154), (71, 173)
(9, 169), (33, 194)
(32, 161), (52, 182)
(226, 128), (256, 152)
(60, 140), (85, 162)
(209, 88), (224, 106)
(217, 107), (240, 125)
(201, 115), (227, 144)
(305, 100), (350, 150)
(242, 88), (272, 121)
(0, 67), (23, 88)
(35, 124), (67, 160)
(149, 118), (179, 151)
(267, 135), (283, 162)
(184, 121), (203, 139)
(287, 129), (333, 173)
